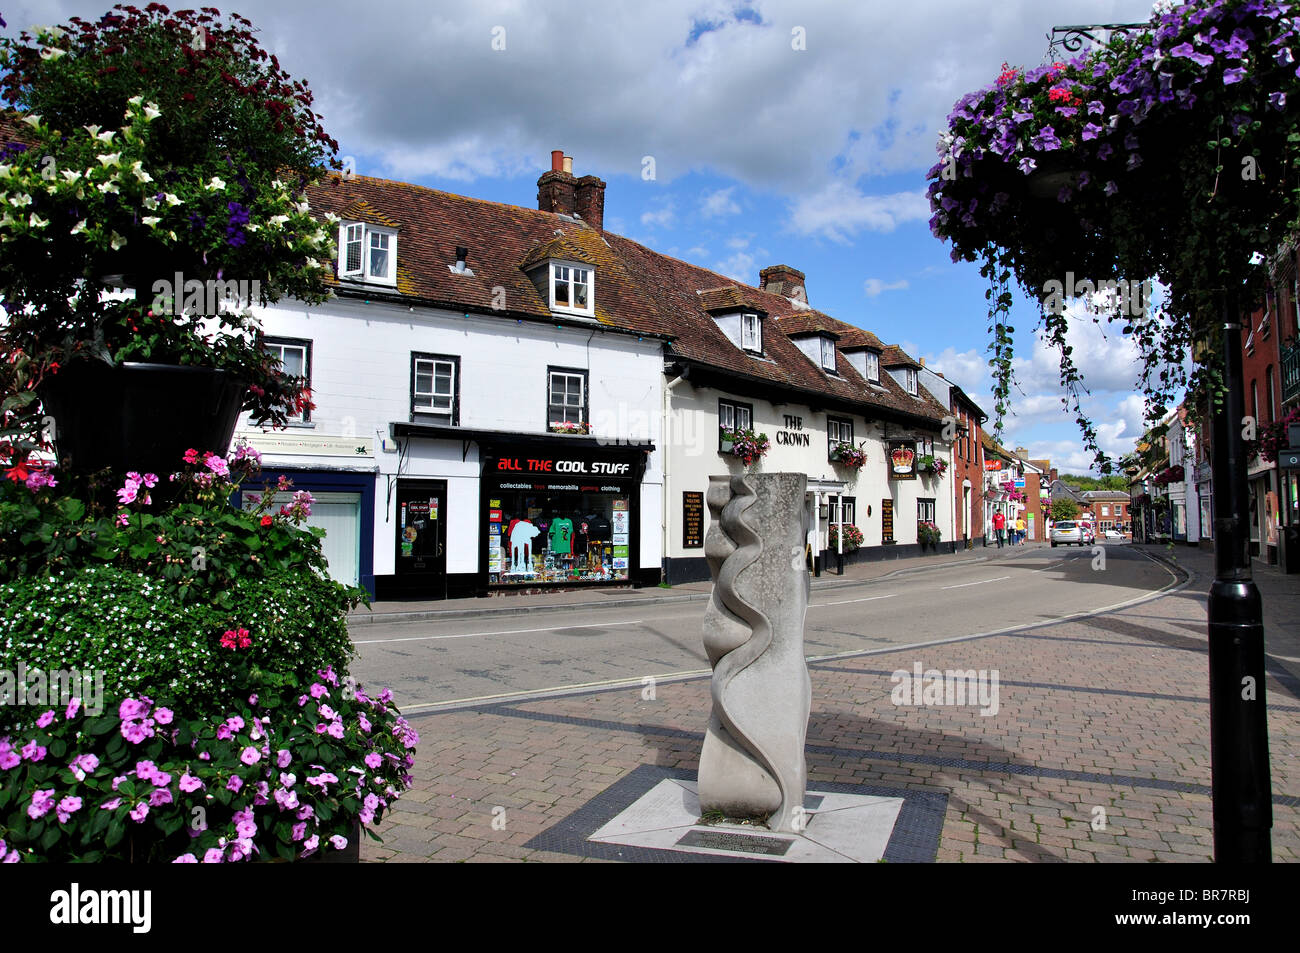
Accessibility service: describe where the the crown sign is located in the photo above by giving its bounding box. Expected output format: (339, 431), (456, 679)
(891, 446), (915, 470)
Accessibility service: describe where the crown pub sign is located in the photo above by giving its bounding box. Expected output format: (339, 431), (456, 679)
(888, 442), (916, 480)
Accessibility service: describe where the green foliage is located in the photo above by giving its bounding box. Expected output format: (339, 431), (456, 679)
(1050, 497), (1081, 521)
(1059, 475), (1128, 491)
(0, 564), (355, 729)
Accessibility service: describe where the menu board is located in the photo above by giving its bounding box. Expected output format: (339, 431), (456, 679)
(881, 499), (894, 543)
(682, 491), (704, 549)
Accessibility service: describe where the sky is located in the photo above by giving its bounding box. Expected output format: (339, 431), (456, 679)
(9, 0), (1178, 474)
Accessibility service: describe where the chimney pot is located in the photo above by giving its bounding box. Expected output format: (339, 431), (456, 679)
(563, 155), (573, 174)
(551, 150), (564, 172)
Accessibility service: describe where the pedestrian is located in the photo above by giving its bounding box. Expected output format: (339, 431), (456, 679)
(1015, 516), (1026, 545)
(992, 510), (1005, 548)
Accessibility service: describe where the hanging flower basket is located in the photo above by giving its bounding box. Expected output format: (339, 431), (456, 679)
(918, 454), (947, 477)
(830, 441), (867, 469)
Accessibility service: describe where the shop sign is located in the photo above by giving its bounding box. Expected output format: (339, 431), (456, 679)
(888, 443), (916, 480)
(776, 415), (811, 447)
(984, 460), (1002, 471)
(881, 499), (895, 542)
(495, 457), (631, 476)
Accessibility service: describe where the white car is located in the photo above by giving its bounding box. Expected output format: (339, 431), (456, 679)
(1103, 529), (1124, 540)
(1050, 521), (1083, 546)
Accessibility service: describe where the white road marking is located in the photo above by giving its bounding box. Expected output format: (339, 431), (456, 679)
(813, 593), (898, 607)
(941, 575), (1010, 590)
(353, 619), (644, 645)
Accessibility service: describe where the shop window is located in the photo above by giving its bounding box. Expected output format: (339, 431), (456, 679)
(488, 485), (632, 585)
(263, 337), (311, 422)
(411, 353), (459, 425)
(548, 367), (588, 427)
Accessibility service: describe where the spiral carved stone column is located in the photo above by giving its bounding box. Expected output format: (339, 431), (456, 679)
(699, 472), (811, 832)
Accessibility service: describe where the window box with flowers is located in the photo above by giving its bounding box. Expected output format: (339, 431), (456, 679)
(829, 442), (867, 470)
(917, 520), (943, 549)
(827, 523), (864, 553)
(720, 427), (770, 467)
(548, 421), (590, 436)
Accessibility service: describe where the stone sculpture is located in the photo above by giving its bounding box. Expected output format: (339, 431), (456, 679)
(699, 472), (811, 832)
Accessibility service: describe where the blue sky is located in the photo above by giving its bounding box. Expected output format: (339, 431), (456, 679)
(14, 0), (1175, 472)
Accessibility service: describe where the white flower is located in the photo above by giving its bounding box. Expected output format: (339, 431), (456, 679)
(143, 104), (162, 121)
(0, 165), (10, 180)
(110, 232), (127, 250)
(28, 214), (47, 228)
(94, 130), (115, 144)
(40, 47), (66, 60)
(9, 193), (31, 208)
(60, 169), (82, 184)
(98, 152), (122, 168)
(268, 214), (289, 227)
(245, 223), (260, 232)
(207, 176), (227, 191)
(164, 193), (181, 206)
(167, 230), (178, 241)
(84, 124), (102, 139)
(98, 181), (120, 195)
(0, 212), (15, 229)
(322, 211), (340, 224)
(70, 220), (87, 235)
(127, 95), (144, 107)
(142, 195), (160, 210)
(21, 114), (41, 129)
(142, 216), (160, 227)
(131, 161), (152, 183)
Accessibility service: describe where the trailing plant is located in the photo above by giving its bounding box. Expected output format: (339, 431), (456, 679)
(830, 441), (867, 469)
(917, 521), (943, 546)
(827, 523), (865, 552)
(721, 427), (771, 467)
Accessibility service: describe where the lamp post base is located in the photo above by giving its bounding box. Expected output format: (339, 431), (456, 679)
(1206, 579), (1272, 863)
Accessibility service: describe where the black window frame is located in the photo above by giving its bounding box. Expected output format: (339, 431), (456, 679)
(827, 415), (854, 459)
(718, 398), (755, 451)
(830, 495), (857, 527)
(547, 366), (589, 428)
(263, 336), (313, 423)
(917, 497), (936, 523)
(411, 352), (461, 425)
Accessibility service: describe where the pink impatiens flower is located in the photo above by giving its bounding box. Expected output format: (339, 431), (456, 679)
(64, 698), (81, 720)
(129, 802), (149, 823)
(21, 741), (46, 762)
(329, 835), (348, 850)
(276, 749), (291, 768)
(173, 853), (198, 863)
(35, 710), (55, 728)
(56, 796), (82, 823)
(179, 772), (203, 793)
(239, 746), (261, 766)
(27, 789), (56, 820)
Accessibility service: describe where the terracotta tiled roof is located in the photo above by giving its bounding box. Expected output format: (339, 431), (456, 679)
(696, 286), (767, 313)
(881, 344), (921, 368)
(777, 311), (842, 339)
(304, 173), (671, 339)
(603, 232), (945, 425)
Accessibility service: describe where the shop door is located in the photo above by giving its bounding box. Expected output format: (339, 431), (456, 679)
(246, 491), (361, 587)
(396, 482), (447, 597)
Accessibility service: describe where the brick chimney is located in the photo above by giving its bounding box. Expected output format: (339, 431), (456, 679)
(574, 174), (606, 231)
(759, 264), (807, 302)
(537, 150), (576, 216)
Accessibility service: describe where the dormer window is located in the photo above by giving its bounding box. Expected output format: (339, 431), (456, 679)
(865, 350), (880, 382)
(906, 368), (918, 395)
(819, 336), (837, 371)
(339, 221), (397, 285)
(550, 262), (593, 316)
(741, 312), (762, 352)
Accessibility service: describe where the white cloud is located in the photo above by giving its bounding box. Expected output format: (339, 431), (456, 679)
(640, 201), (676, 229)
(863, 277), (909, 298)
(700, 186), (740, 217)
(714, 250), (758, 283)
(788, 184), (929, 242)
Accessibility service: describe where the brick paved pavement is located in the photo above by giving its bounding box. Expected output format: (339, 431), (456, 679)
(360, 547), (1300, 862)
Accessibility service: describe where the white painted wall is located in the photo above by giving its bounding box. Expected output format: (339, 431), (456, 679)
(663, 382), (952, 559)
(236, 296), (665, 578)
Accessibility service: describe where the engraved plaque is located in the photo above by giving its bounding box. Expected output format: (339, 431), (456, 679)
(676, 829), (794, 856)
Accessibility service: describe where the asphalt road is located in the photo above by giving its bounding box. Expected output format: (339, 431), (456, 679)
(349, 543), (1178, 713)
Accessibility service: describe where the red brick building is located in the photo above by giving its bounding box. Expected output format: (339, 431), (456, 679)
(918, 367), (987, 546)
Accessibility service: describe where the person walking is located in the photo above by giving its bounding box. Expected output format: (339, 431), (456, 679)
(1015, 516), (1026, 545)
(992, 510), (1006, 548)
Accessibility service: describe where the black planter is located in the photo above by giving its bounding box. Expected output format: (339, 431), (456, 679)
(38, 361), (247, 482)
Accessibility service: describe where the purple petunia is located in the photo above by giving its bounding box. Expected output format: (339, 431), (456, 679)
(1222, 67), (1247, 84)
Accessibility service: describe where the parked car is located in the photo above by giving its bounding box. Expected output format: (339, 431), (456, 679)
(1050, 521), (1083, 546)
(1104, 529), (1124, 540)
(1080, 523), (1095, 544)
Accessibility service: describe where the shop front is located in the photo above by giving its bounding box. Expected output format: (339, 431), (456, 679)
(479, 441), (651, 591)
